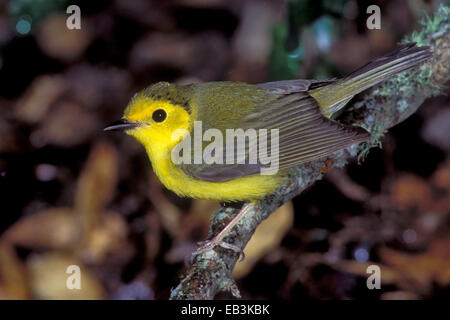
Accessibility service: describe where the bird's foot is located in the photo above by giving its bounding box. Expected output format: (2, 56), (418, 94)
(192, 238), (245, 262)
(191, 202), (255, 263)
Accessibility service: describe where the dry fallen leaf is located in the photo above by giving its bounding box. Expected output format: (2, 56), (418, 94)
(79, 211), (128, 263)
(379, 235), (450, 292)
(75, 142), (118, 243)
(431, 164), (450, 191)
(0, 243), (30, 299)
(34, 101), (98, 147)
(233, 201), (294, 279)
(389, 174), (432, 211)
(2, 208), (78, 250)
(129, 31), (228, 80)
(429, 164), (450, 213)
(148, 172), (183, 239)
(36, 14), (92, 62)
(15, 75), (66, 123)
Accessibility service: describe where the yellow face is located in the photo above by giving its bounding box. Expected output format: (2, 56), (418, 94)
(123, 96), (192, 158)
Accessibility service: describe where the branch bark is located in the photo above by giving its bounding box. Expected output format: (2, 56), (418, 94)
(170, 5), (450, 300)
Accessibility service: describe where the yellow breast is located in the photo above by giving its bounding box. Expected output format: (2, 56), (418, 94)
(148, 148), (287, 201)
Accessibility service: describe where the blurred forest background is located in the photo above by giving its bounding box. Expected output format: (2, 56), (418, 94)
(0, 0), (449, 300)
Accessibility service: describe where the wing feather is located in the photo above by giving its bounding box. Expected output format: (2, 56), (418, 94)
(179, 84), (369, 182)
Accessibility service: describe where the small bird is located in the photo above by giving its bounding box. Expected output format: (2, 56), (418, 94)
(105, 43), (431, 257)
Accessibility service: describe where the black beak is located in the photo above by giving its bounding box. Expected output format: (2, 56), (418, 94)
(104, 119), (139, 132)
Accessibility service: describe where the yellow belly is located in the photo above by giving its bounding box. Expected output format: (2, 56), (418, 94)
(149, 153), (287, 201)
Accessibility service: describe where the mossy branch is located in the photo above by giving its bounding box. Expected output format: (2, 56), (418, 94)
(170, 5), (450, 300)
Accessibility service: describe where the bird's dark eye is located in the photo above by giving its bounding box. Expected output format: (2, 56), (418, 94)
(152, 109), (167, 122)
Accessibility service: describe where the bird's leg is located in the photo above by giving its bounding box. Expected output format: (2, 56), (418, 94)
(192, 202), (254, 261)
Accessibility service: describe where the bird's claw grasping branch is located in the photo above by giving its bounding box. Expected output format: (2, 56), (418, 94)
(170, 5), (450, 300)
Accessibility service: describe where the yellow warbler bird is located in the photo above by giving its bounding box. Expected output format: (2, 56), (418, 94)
(105, 43), (431, 256)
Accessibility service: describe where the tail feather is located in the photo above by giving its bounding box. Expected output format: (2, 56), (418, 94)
(310, 43), (432, 118)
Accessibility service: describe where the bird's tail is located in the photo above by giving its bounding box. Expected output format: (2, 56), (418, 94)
(310, 43), (432, 118)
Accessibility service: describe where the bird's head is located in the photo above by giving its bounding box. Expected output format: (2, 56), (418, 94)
(105, 82), (193, 156)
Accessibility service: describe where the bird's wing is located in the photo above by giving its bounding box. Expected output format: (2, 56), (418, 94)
(179, 90), (369, 182)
